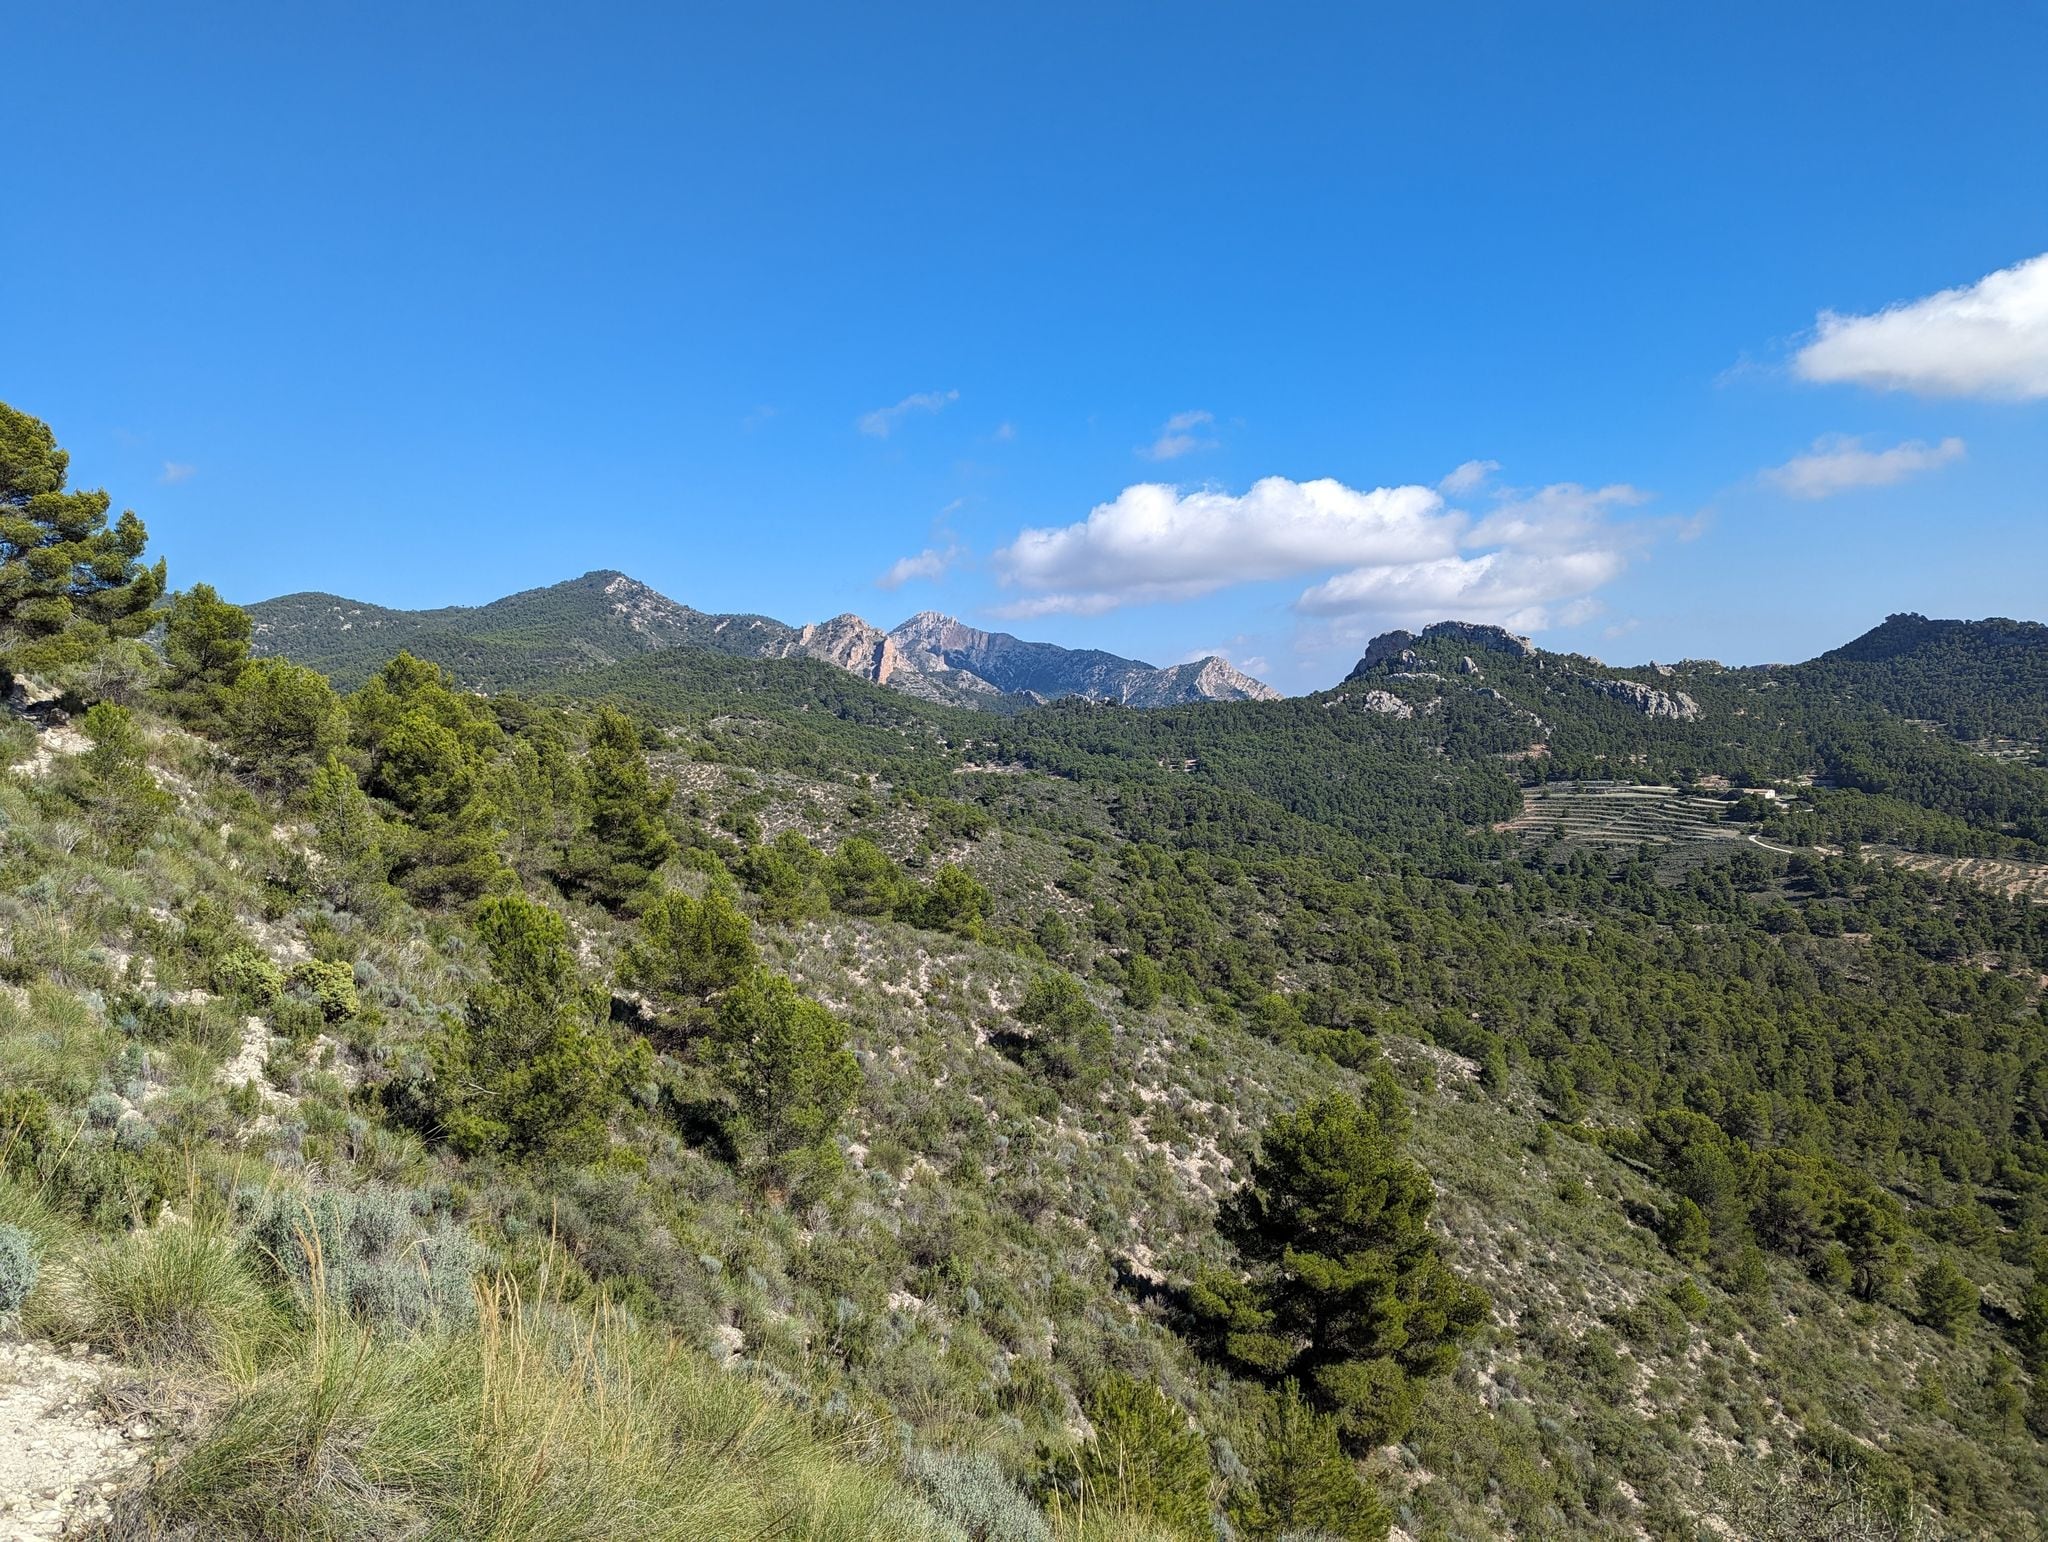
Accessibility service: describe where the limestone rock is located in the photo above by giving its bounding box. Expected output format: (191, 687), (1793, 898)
(1584, 677), (1702, 720)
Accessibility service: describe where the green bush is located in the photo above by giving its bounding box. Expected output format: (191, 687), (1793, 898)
(1913, 1254), (1978, 1340)
(0, 1086), (54, 1173)
(424, 893), (643, 1162)
(289, 957), (359, 1022)
(1233, 1381), (1391, 1541)
(214, 946), (285, 1008)
(242, 1185), (481, 1330)
(1053, 1372), (1211, 1533)
(1012, 972), (1112, 1090)
(706, 972), (859, 1160)
(1192, 1091), (1488, 1450)
(903, 1449), (1050, 1542)
(623, 883), (757, 1001)
(0, 1222), (38, 1314)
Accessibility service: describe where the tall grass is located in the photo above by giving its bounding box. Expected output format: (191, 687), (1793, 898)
(67, 1223), (280, 1370)
(114, 1271), (955, 1541)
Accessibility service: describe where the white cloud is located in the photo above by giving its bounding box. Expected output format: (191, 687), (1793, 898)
(1438, 458), (1499, 495)
(992, 421), (1017, 442)
(1464, 482), (1648, 553)
(158, 461), (196, 485)
(1793, 251), (2048, 398)
(990, 469), (1651, 630)
(1296, 548), (1627, 632)
(1762, 434), (1966, 499)
(993, 477), (1456, 616)
(1139, 409), (1218, 461)
(857, 389), (959, 438)
(877, 543), (963, 589)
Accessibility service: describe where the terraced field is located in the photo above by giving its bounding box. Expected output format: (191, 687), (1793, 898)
(1501, 781), (1748, 848)
(1878, 849), (2048, 903)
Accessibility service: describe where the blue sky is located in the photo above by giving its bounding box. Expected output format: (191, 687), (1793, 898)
(9, 2), (2046, 693)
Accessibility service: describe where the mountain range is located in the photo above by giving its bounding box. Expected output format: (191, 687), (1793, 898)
(247, 570), (1279, 710)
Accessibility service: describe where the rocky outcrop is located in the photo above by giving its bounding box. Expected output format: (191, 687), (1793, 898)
(770, 614), (901, 683)
(1583, 677), (1702, 721)
(1356, 689), (1414, 718)
(1348, 620), (1537, 679)
(884, 612), (1275, 705)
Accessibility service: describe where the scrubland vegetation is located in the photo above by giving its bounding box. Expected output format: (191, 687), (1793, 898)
(4, 400), (2048, 1538)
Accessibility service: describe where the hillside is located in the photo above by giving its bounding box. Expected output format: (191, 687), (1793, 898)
(248, 571), (1279, 710)
(6, 403), (2048, 1540)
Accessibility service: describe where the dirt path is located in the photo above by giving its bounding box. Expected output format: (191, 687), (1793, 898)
(0, 1337), (146, 1540)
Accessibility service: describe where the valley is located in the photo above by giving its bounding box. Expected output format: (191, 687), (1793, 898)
(2, 403), (2047, 1541)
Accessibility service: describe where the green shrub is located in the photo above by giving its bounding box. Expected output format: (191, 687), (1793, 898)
(0, 1222), (38, 1314)
(0, 1086), (54, 1173)
(1913, 1253), (1978, 1339)
(1233, 1381), (1390, 1541)
(423, 893), (642, 1162)
(242, 1185), (482, 1331)
(706, 972), (859, 1160)
(904, 1449), (1050, 1542)
(214, 946), (285, 1008)
(1012, 972), (1112, 1090)
(1051, 1372), (1211, 1533)
(909, 864), (989, 935)
(289, 958), (359, 1022)
(623, 883), (757, 1001)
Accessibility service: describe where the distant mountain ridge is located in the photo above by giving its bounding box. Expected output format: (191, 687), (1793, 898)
(248, 570), (1279, 708)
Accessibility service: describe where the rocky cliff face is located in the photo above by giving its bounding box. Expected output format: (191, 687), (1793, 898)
(1349, 620), (1537, 678)
(1583, 677), (1703, 721)
(883, 612), (1276, 705)
(767, 614), (901, 682)
(1118, 655), (1280, 707)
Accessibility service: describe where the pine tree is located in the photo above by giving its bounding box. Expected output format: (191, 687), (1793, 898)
(162, 582), (251, 719)
(1197, 1090), (1489, 1448)
(826, 836), (900, 916)
(0, 403), (165, 681)
(227, 657), (342, 789)
(1067, 1373), (1211, 1533)
(562, 705), (675, 909)
(705, 972), (858, 1160)
(308, 752), (389, 913)
(2017, 1249), (2048, 1372)
(1012, 971), (1112, 1089)
(623, 884), (757, 1002)
(1234, 1382), (1391, 1542)
(430, 893), (643, 1162)
(69, 702), (173, 854)
(1835, 1196), (1905, 1304)
(1913, 1253), (1978, 1340)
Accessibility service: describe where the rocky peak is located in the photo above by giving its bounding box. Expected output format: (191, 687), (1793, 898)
(887, 612), (990, 669)
(1122, 657), (1282, 707)
(1348, 620), (1536, 680)
(776, 613), (900, 683)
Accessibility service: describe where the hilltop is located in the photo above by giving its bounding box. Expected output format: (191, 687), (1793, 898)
(248, 570), (1279, 710)
(5, 402), (2048, 1540)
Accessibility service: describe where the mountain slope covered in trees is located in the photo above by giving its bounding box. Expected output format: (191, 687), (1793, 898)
(5, 401), (2048, 1540)
(248, 570), (1277, 709)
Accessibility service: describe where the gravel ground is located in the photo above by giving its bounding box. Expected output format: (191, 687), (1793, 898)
(0, 1337), (146, 1541)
